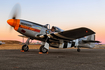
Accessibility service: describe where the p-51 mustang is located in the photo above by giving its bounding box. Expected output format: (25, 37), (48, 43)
(7, 4), (100, 53)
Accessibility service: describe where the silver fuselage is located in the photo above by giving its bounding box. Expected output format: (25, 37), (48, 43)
(17, 19), (47, 41)
(17, 19), (96, 49)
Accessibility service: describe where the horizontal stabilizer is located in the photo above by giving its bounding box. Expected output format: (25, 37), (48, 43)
(82, 40), (100, 43)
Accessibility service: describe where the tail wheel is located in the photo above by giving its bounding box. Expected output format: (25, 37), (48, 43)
(77, 49), (80, 52)
(22, 45), (29, 52)
(40, 45), (48, 53)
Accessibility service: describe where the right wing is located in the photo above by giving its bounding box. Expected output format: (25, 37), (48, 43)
(37, 27), (95, 41)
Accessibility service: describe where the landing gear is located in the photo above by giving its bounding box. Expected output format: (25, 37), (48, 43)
(77, 46), (80, 52)
(21, 38), (30, 52)
(39, 45), (48, 53)
(39, 37), (49, 54)
(77, 48), (80, 52)
(22, 44), (29, 52)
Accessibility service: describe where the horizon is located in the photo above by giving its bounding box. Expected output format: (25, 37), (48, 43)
(0, 0), (105, 44)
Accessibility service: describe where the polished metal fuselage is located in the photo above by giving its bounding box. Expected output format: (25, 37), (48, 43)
(17, 19), (47, 41)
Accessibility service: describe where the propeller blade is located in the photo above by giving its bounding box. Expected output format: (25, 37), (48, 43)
(9, 3), (21, 19)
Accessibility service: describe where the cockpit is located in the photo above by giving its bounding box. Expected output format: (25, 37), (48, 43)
(51, 26), (64, 32)
(44, 24), (64, 34)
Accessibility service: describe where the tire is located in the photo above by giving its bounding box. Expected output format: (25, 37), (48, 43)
(22, 45), (29, 52)
(77, 49), (80, 52)
(39, 45), (48, 53)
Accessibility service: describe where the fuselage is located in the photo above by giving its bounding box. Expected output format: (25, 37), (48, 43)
(17, 19), (48, 41)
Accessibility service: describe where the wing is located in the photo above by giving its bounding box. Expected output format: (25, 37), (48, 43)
(38, 27), (95, 41)
(51, 27), (95, 40)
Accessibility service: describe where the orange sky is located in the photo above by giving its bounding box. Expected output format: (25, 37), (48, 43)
(0, 0), (105, 44)
(0, 27), (105, 44)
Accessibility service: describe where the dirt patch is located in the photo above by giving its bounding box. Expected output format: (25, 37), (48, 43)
(1, 40), (21, 44)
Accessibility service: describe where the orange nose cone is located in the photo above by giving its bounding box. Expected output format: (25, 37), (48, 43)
(7, 19), (20, 30)
(7, 19), (15, 27)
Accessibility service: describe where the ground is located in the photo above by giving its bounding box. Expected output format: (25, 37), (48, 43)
(0, 49), (105, 70)
(0, 41), (105, 70)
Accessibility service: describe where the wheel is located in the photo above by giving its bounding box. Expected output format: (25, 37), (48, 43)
(77, 49), (80, 52)
(22, 45), (29, 52)
(39, 45), (48, 53)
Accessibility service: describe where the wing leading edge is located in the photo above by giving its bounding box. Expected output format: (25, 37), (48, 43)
(49, 27), (95, 41)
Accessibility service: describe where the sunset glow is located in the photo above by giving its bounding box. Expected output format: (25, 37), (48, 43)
(0, 0), (105, 44)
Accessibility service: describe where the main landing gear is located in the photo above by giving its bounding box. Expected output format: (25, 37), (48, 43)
(39, 42), (49, 54)
(21, 37), (49, 54)
(21, 38), (30, 52)
(39, 37), (49, 54)
(39, 45), (48, 53)
(22, 45), (29, 52)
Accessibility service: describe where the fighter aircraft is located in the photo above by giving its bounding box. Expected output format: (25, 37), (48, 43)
(7, 4), (100, 53)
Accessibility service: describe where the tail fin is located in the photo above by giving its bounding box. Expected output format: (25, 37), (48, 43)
(83, 34), (100, 43)
(78, 34), (100, 48)
(87, 34), (95, 40)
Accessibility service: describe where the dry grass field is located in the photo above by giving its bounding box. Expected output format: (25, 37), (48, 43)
(94, 44), (105, 49)
(0, 40), (105, 50)
(0, 44), (41, 50)
(0, 40), (41, 50)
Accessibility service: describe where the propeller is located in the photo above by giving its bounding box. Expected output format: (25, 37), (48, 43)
(7, 3), (21, 31)
(9, 3), (21, 19)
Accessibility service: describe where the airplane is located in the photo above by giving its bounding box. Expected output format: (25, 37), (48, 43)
(7, 4), (100, 53)
(0, 41), (5, 45)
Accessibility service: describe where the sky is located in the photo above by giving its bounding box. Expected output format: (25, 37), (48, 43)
(0, 0), (105, 43)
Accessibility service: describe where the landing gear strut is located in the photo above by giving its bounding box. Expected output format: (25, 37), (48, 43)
(21, 38), (30, 52)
